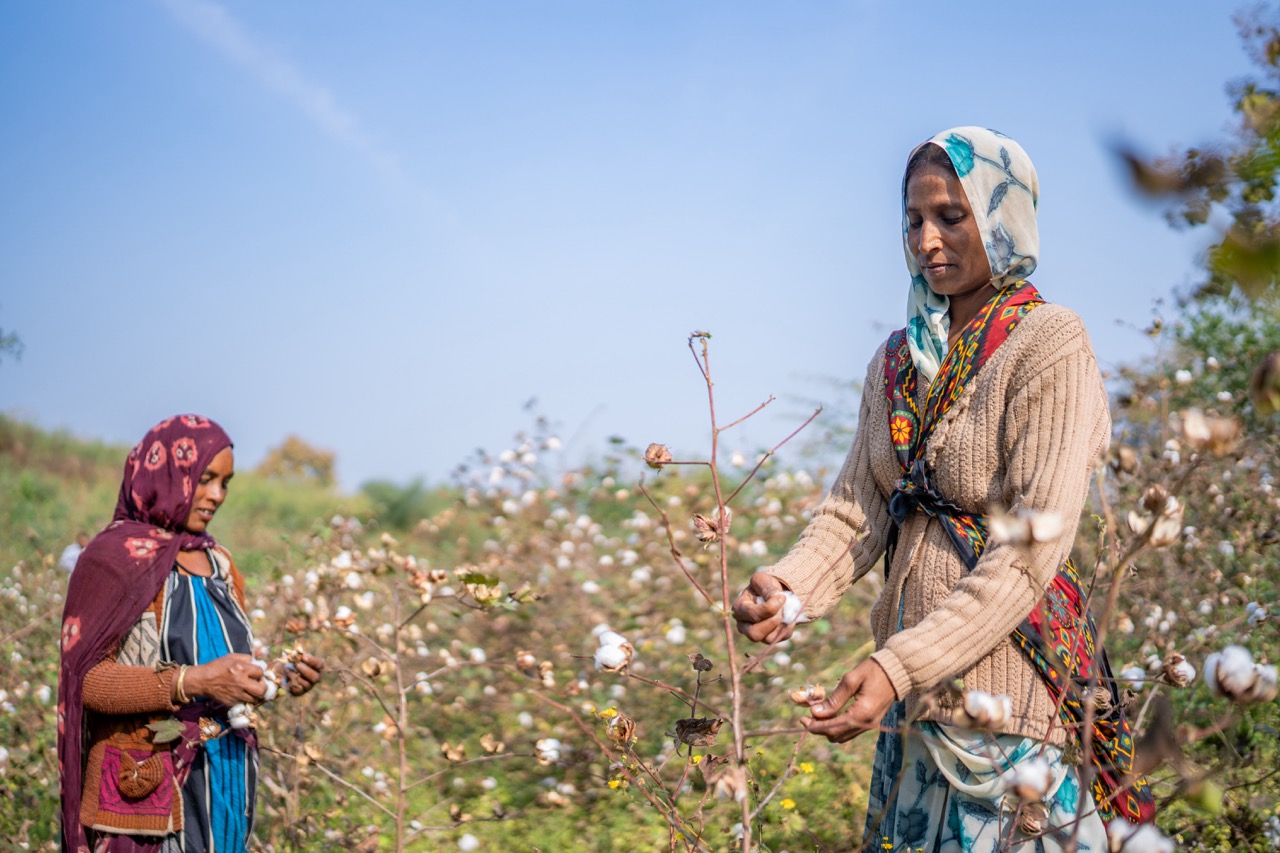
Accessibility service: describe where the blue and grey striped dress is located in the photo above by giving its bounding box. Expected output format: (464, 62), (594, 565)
(160, 550), (258, 853)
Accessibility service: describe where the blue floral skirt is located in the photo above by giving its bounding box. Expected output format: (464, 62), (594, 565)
(863, 702), (1109, 852)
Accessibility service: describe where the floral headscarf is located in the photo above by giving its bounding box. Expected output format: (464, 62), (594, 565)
(903, 127), (1039, 383)
(58, 415), (232, 853)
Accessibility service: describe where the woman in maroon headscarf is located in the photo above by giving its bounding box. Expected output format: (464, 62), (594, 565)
(58, 415), (325, 853)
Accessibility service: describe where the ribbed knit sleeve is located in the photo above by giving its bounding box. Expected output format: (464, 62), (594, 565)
(82, 656), (178, 715)
(870, 311), (1110, 698)
(766, 348), (893, 619)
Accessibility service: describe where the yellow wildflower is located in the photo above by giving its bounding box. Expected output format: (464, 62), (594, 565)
(690, 755), (702, 765)
(608, 779), (621, 790)
(799, 762), (814, 774)
(600, 707), (618, 719)
(781, 798), (796, 810)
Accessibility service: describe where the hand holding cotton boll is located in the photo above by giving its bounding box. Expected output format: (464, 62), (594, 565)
(788, 683), (826, 707)
(731, 572), (804, 644)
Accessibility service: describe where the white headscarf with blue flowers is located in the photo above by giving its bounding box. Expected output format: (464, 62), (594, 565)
(903, 127), (1039, 383)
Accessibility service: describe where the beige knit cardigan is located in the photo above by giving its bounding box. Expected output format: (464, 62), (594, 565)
(767, 304), (1111, 746)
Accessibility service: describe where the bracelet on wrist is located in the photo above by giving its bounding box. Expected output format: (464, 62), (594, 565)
(173, 665), (190, 704)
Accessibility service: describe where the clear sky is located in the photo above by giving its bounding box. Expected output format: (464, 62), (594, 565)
(0, 1), (1257, 490)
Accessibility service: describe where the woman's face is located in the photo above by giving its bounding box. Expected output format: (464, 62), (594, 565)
(184, 447), (234, 534)
(905, 162), (992, 297)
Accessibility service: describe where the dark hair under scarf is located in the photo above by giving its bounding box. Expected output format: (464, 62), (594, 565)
(58, 415), (233, 853)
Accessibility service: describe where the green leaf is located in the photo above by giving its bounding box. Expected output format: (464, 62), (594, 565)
(457, 571), (499, 586)
(147, 718), (185, 744)
(812, 619), (832, 636)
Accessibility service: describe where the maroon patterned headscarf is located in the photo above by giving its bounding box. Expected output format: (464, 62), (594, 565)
(58, 415), (233, 853)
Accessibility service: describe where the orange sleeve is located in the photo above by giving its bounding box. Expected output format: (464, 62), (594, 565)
(82, 657), (178, 715)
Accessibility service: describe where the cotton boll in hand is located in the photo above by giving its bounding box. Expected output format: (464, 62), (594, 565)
(754, 590), (809, 625)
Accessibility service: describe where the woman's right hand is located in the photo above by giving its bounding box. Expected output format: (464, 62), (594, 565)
(183, 654), (266, 707)
(731, 572), (796, 645)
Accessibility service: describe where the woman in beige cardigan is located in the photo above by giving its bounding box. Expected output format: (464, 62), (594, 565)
(732, 128), (1149, 850)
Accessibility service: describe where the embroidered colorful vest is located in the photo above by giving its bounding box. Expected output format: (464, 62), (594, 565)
(882, 281), (1155, 824)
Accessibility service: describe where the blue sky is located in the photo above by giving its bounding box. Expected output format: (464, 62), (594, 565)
(0, 1), (1257, 490)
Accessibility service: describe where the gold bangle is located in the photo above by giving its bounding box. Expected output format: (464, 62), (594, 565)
(174, 665), (190, 705)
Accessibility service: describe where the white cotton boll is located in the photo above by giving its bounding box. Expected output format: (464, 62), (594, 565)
(954, 690), (1013, 730)
(779, 591), (807, 625)
(335, 605), (353, 621)
(749, 540), (769, 557)
(469, 647), (487, 664)
(332, 551), (353, 570)
(1168, 659), (1196, 687)
(1028, 511), (1065, 542)
(518, 712), (534, 728)
(581, 580), (601, 594)
(629, 566), (651, 585)
(1217, 541), (1235, 557)
(344, 572), (363, 590)
(250, 608), (265, 621)
(1205, 645), (1256, 698)
(499, 449), (517, 464)
(0, 746), (8, 764)
(594, 643), (630, 671)
(555, 555), (571, 570)
(355, 591), (375, 610)
(34, 684), (51, 705)
(1246, 602), (1268, 627)
(228, 703), (252, 729)
(665, 623), (687, 645)
(535, 738), (561, 765)
(1107, 819), (1176, 852)
(1120, 667), (1146, 690)
(304, 570), (320, 589)
(1217, 390), (1233, 403)
(1002, 756), (1052, 801)
(1244, 664), (1279, 704)
(1175, 369), (1193, 385)
(481, 776), (497, 790)
(597, 631), (627, 648)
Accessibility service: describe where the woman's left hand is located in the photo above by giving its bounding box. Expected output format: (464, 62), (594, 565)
(286, 653), (326, 697)
(801, 658), (897, 743)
